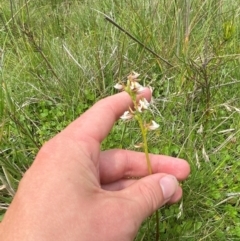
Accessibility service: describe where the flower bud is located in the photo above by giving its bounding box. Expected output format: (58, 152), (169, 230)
(120, 111), (134, 121)
(114, 83), (124, 90)
(137, 98), (150, 112)
(147, 120), (160, 130)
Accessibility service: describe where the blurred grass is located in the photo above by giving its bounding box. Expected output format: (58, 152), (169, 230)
(1, 0), (240, 240)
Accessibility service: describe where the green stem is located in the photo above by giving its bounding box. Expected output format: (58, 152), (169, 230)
(129, 90), (159, 241)
(137, 116), (152, 175)
(137, 117), (160, 240)
(137, 116), (160, 240)
(155, 210), (159, 241)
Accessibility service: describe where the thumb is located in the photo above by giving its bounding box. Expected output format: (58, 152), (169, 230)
(122, 174), (179, 221)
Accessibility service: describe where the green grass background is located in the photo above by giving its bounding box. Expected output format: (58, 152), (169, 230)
(1, 0), (240, 240)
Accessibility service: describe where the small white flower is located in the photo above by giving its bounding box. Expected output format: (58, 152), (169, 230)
(137, 98), (150, 112)
(136, 85), (145, 93)
(130, 81), (145, 93)
(128, 71), (140, 81)
(148, 120), (159, 130)
(114, 83), (124, 90)
(120, 111), (133, 121)
(131, 71), (140, 80)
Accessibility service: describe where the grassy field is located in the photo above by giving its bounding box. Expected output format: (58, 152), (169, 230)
(1, 0), (240, 240)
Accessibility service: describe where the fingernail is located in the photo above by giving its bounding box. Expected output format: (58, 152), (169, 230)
(159, 175), (178, 200)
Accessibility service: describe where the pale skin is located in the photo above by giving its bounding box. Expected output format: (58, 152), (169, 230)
(0, 89), (190, 241)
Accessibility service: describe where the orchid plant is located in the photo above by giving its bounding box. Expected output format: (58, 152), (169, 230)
(114, 71), (160, 240)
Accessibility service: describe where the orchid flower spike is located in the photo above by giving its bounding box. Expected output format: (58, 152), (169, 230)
(148, 120), (160, 130)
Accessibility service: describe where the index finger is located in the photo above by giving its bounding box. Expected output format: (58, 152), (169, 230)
(62, 88), (152, 154)
(99, 149), (190, 184)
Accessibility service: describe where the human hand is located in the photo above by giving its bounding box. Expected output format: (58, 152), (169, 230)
(0, 89), (190, 241)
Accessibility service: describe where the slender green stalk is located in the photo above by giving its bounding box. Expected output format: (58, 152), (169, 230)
(137, 115), (159, 241)
(135, 115), (152, 175)
(130, 88), (159, 241)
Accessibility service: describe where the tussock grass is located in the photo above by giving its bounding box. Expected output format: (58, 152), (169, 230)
(1, 0), (240, 239)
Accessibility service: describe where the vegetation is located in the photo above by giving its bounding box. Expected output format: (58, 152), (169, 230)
(1, 0), (240, 240)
